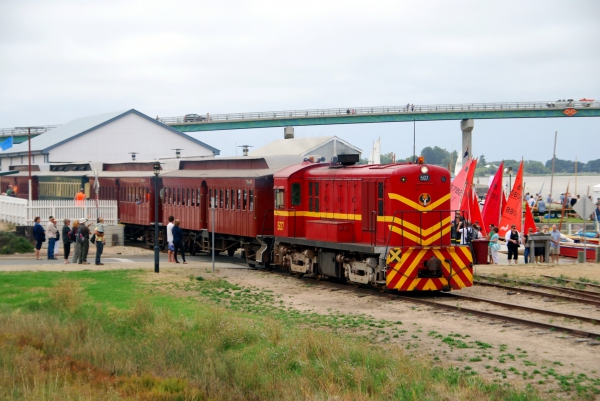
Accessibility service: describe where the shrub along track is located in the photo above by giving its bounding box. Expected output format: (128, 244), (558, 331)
(265, 270), (600, 340)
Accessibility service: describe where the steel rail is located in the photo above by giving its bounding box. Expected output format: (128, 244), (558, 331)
(477, 275), (600, 300)
(438, 293), (600, 324)
(542, 275), (600, 290)
(272, 273), (600, 339)
(474, 280), (600, 308)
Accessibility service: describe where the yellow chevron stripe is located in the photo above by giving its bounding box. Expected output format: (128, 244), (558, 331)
(432, 249), (465, 288)
(274, 210), (362, 220)
(389, 224), (452, 246)
(386, 248), (412, 284)
(394, 248), (427, 289)
(458, 245), (474, 263)
(388, 193), (451, 212)
(422, 279), (438, 291)
(378, 216), (452, 237)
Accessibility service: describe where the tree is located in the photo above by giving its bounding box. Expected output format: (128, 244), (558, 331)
(479, 154), (487, 166)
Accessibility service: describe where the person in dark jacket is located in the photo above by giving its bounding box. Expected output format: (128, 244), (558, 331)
(172, 219), (187, 264)
(62, 218), (71, 264)
(32, 216), (45, 260)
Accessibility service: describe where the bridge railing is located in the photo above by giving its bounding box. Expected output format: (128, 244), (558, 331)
(158, 100), (599, 125)
(0, 125), (61, 138)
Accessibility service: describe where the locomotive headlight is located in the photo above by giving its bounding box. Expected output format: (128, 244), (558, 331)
(420, 165), (429, 174)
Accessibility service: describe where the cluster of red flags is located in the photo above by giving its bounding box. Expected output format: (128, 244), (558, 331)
(451, 158), (536, 237)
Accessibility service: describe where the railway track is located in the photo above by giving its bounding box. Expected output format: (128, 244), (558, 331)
(542, 275), (600, 290)
(477, 275), (600, 301)
(269, 272), (600, 340)
(473, 280), (600, 308)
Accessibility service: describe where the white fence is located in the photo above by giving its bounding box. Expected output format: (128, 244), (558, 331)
(0, 196), (28, 226)
(27, 200), (118, 227)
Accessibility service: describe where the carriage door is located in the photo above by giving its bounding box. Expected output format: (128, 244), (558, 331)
(200, 181), (208, 230)
(361, 181), (376, 244)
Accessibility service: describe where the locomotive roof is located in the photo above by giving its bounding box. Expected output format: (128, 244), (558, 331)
(275, 161), (447, 179)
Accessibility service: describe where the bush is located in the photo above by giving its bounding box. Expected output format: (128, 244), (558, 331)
(0, 231), (34, 254)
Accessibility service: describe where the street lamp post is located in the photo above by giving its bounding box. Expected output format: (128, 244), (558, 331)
(153, 162), (161, 273)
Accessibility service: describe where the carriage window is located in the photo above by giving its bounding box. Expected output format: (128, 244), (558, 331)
(197, 189), (201, 207)
(187, 188), (191, 206)
(249, 190), (254, 211)
(237, 190), (241, 210)
(219, 189), (224, 208)
(231, 189), (235, 209)
(243, 190), (247, 210)
(225, 190), (229, 209)
(209, 189), (213, 208)
(275, 189), (285, 209)
(291, 183), (301, 206)
(177, 188), (181, 206)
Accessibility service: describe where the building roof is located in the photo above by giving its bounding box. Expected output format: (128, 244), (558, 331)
(0, 109), (220, 157)
(248, 136), (362, 157)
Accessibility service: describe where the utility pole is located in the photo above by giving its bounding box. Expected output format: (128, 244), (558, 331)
(15, 126), (44, 203)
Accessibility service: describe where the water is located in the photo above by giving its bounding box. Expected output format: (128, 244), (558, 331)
(474, 174), (600, 201)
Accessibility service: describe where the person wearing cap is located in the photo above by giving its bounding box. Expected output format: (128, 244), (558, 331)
(79, 219), (91, 264)
(46, 216), (58, 260)
(94, 217), (106, 266)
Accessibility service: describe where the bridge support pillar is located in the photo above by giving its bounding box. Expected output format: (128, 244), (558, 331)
(460, 119), (474, 163)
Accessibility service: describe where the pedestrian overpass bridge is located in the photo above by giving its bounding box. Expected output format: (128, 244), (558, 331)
(160, 100), (600, 132)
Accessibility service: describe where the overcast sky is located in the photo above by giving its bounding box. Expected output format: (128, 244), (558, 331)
(1, 0), (599, 163)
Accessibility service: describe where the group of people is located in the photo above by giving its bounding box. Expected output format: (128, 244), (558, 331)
(32, 216), (106, 265)
(2, 184), (18, 197)
(486, 223), (561, 265)
(166, 215), (187, 264)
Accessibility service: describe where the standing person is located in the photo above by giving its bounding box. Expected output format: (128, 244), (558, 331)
(74, 188), (86, 206)
(537, 196), (546, 217)
(32, 217), (45, 260)
(71, 220), (82, 264)
(489, 227), (500, 264)
(62, 219), (71, 264)
(523, 228), (534, 264)
(172, 219), (187, 264)
(550, 225), (561, 264)
(459, 221), (472, 245)
(5, 185), (15, 197)
(167, 215), (175, 263)
(487, 224), (496, 263)
(546, 194), (553, 204)
(504, 224), (520, 264)
(46, 216), (58, 260)
(79, 219), (91, 264)
(535, 225), (549, 263)
(94, 217), (106, 266)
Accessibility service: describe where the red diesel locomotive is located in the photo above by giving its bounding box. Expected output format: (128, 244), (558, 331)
(261, 154), (473, 292)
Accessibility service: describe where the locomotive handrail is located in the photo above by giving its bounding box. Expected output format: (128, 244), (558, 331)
(260, 209), (274, 237)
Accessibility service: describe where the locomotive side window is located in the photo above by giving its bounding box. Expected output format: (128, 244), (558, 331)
(249, 190), (254, 211)
(314, 182), (319, 196)
(378, 182), (384, 199)
(291, 183), (301, 206)
(275, 189), (285, 209)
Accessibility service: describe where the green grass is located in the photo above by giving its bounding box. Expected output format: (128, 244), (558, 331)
(0, 269), (560, 400)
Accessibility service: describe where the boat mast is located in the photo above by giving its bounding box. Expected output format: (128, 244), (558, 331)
(549, 131), (557, 202)
(574, 157), (578, 196)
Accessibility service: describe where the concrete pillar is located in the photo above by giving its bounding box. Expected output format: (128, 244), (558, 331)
(461, 119), (474, 162)
(284, 127), (294, 139)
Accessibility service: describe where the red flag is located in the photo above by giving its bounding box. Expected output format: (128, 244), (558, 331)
(451, 162), (469, 213)
(498, 161), (524, 237)
(470, 190), (486, 236)
(524, 201), (537, 234)
(481, 162), (504, 228)
(460, 159), (478, 216)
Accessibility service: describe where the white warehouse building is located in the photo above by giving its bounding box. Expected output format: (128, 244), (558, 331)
(0, 109), (219, 170)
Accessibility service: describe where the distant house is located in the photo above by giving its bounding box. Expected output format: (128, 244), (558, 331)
(0, 109), (219, 171)
(249, 136), (361, 161)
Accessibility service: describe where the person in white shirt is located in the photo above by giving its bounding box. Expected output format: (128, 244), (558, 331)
(527, 196), (536, 208)
(459, 221), (473, 245)
(167, 215), (175, 263)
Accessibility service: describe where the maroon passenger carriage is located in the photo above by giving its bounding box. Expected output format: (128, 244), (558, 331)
(159, 155), (301, 258)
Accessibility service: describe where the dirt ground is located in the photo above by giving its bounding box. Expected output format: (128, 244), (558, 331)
(1, 253), (600, 398)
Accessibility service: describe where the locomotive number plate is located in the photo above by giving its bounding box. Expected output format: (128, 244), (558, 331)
(419, 174), (430, 182)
